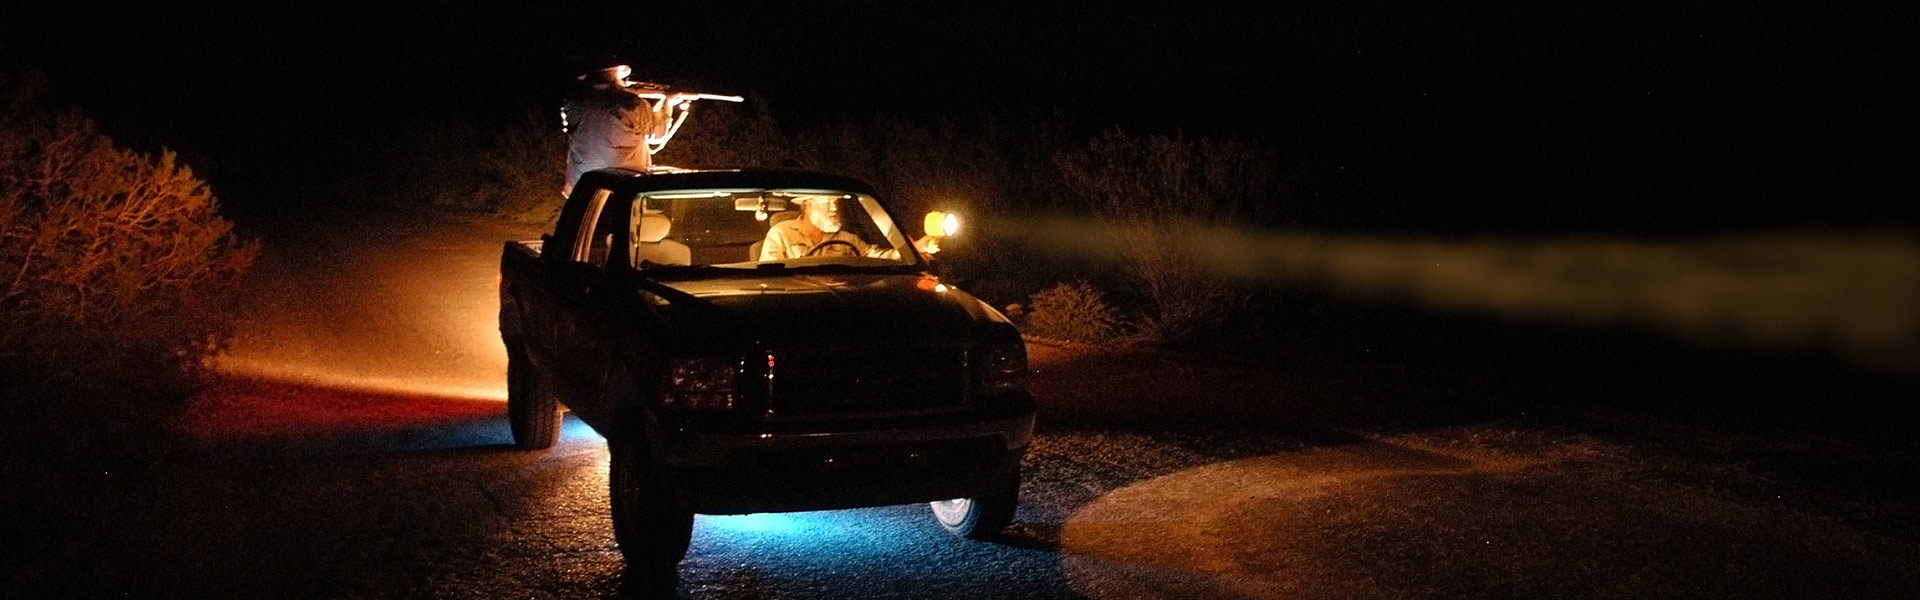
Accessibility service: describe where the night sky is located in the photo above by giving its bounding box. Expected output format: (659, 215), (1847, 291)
(4, 3), (1912, 234)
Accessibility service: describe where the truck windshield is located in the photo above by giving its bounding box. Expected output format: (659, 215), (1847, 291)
(628, 188), (922, 272)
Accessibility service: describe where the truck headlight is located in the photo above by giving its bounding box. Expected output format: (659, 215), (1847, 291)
(661, 357), (738, 410)
(980, 342), (1028, 394)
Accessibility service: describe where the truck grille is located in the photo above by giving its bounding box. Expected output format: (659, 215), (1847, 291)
(766, 346), (967, 416)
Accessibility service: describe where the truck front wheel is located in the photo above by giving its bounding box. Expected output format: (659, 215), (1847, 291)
(608, 436), (694, 574)
(506, 344), (561, 450)
(931, 470), (1019, 539)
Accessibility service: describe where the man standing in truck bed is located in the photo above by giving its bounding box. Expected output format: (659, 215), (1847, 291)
(560, 60), (674, 197)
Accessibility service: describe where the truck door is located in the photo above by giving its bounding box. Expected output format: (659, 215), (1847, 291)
(545, 188), (630, 426)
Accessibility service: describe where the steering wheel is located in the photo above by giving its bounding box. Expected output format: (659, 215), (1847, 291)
(805, 240), (861, 257)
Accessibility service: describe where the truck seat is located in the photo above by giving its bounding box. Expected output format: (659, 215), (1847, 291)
(747, 210), (801, 261)
(632, 213), (691, 267)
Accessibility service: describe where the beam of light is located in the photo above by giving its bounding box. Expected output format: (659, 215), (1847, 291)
(699, 512), (814, 535)
(1059, 438), (1543, 599)
(562, 416), (604, 443)
(989, 216), (1920, 374)
(209, 215), (529, 403)
(579, 451), (893, 546)
(181, 375), (509, 447)
(1056, 430), (1920, 599)
(213, 355), (508, 402)
(691, 508), (924, 554)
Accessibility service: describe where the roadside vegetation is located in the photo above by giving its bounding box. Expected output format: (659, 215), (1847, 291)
(1023, 281), (1120, 344)
(1, 67), (256, 475)
(1054, 130), (1289, 343)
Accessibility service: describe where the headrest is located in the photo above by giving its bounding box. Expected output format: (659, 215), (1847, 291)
(768, 210), (800, 224)
(635, 213), (671, 243)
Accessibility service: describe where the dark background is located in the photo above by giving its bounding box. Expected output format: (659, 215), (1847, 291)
(4, 3), (1914, 235)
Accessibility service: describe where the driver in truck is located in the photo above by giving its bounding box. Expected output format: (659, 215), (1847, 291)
(758, 195), (940, 260)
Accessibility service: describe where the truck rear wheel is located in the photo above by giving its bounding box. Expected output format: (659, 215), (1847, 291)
(931, 470), (1020, 539)
(609, 436), (694, 574)
(506, 344), (561, 450)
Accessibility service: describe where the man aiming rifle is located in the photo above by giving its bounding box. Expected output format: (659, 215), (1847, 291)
(560, 60), (742, 196)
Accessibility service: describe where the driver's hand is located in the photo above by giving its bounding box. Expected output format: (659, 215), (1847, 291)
(915, 235), (941, 255)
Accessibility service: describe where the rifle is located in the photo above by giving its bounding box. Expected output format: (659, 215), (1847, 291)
(557, 80), (744, 150)
(632, 92), (744, 104)
(624, 86), (744, 154)
(623, 80), (744, 104)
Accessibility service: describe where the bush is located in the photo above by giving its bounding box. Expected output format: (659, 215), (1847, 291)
(477, 110), (569, 224)
(0, 66), (257, 459)
(371, 118), (491, 210)
(653, 94), (791, 169)
(1024, 281), (1120, 343)
(344, 112), (564, 220)
(1054, 129), (1287, 344)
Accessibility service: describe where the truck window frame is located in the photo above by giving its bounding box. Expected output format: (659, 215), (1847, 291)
(569, 189), (613, 264)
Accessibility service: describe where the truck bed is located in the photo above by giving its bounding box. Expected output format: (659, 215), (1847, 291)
(507, 239), (544, 258)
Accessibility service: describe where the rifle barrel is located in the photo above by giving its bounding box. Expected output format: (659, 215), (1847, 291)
(632, 92), (744, 103)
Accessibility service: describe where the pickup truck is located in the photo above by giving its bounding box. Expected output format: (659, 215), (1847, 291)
(498, 167), (1035, 574)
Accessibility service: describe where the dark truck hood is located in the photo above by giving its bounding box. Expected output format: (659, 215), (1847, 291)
(631, 272), (1010, 348)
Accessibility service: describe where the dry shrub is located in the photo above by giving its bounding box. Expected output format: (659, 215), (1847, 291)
(356, 114), (557, 218)
(1025, 281), (1120, 343)
(372, 118), (490, 209)
(1054, 129), (1286, 344)
(0, 67), (256, 458)
(872, 115), (1018, 217)
(791, 111), (1074, 216)
(653, 94), (791, 169)
(478, 110), (569, 224)
(789, 114), (883, 179)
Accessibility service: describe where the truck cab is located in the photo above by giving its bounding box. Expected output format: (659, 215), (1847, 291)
(497, 167), (1035, 575)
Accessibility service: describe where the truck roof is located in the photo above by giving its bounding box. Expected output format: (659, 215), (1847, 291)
(576, 167), (880, 196)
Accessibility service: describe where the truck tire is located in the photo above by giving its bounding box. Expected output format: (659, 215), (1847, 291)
(930, 470), (1020, 539)
(506, 344), (561, 450)
(608, 436), (694, 573)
